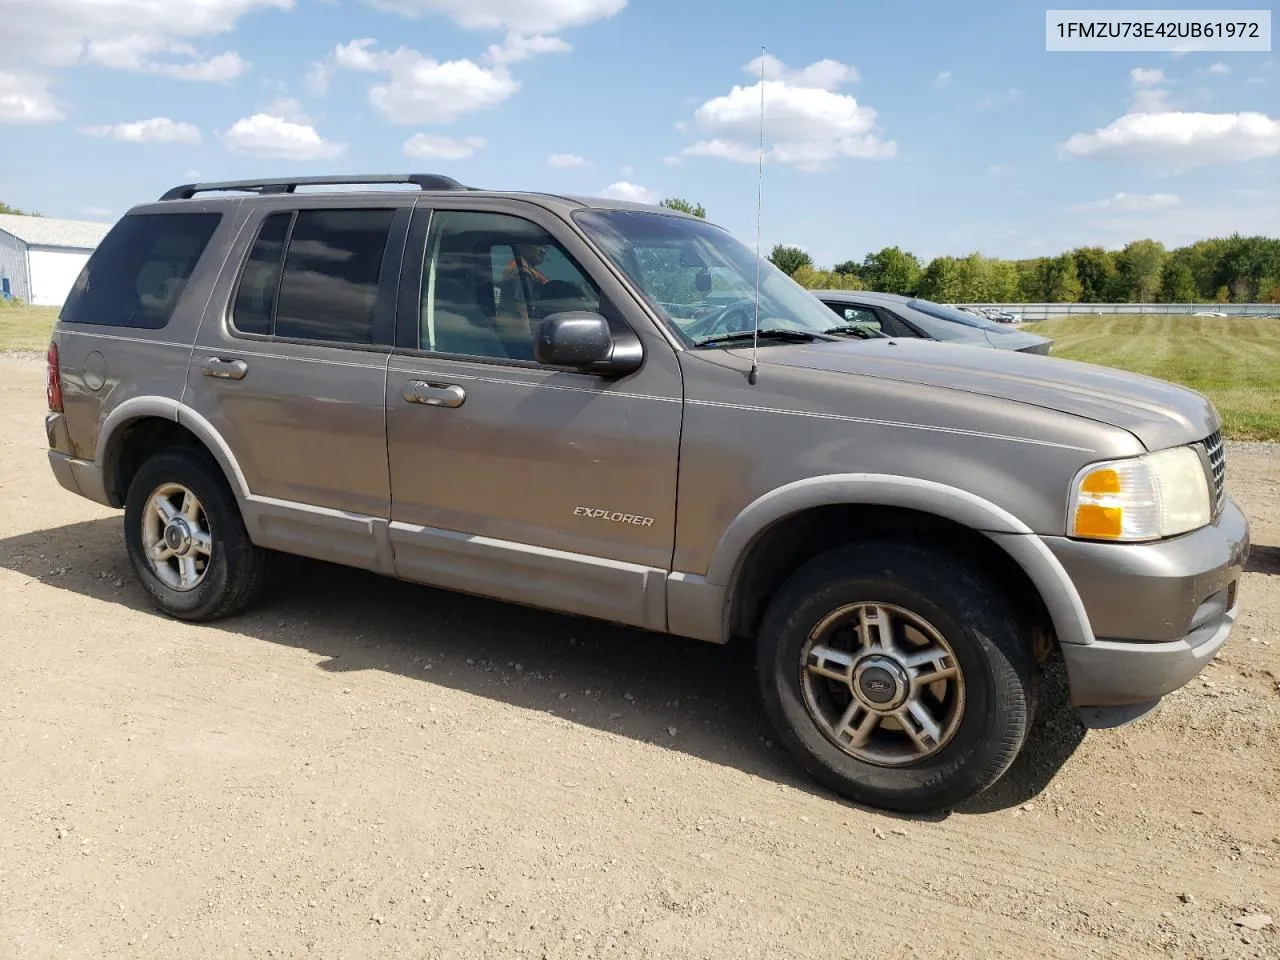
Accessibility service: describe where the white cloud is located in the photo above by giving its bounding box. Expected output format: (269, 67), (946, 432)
(362, 0), (626, 34)
(223, 114), (346, 159)
(484, 32), (570, 64)
(547, 153), (589, 167)
(680, 58), (894, 171)
(1208, 62), (1231, 75)
(1071, 192), (1183, 212)
(1128, 67), (1173, 112)
(149, 51), (249, 82)
(744, 54), (859, 89)
(80, 206), (113, 219)
(934, 70), (951, 88)
(330, 39), (518, 124)
(674, 120), (688, 132)
(260, 97), (310, 124)
(987, 164), (1014, 177)
(661, 155), (682, 166)
(1061, 111), (1280, 167)
(682, 139), (759, 164)
(403, 133), (484, 159)
(80, 117), (202, 144)
(619, 164), (633, 176)
(1130, 67), (1165, 86)
(6, 0), (285, 81)
(0, 70), (65, 124)
(599, 181), (657, 203)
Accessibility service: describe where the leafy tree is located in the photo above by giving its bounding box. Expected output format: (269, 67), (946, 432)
(1039, 254), (1082, 302)
(1214, 285), (1231, 303)
(1115, 239), (1166, 302)
(918, 256), (960, 302)
(791, 265), (863, 290)
(987, 260), (1020, 302)
(861, 246), (921, 295)
(832, 260), (861, 278)
(1016, 258), (1048, 301)
(1158, 260), (1197, 302)
(659, 197), (706, 218)
(768, 244), (813, 276)
(1072, 247), (1119, 302)
(954, 253), (994, 302)
(0, 201), (39, 216)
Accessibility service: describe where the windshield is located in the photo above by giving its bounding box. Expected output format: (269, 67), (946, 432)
(906, 298), (1007, 331)
(573, 209), (852, 347)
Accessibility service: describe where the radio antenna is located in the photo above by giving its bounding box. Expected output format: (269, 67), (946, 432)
(748, 45), (766, 386)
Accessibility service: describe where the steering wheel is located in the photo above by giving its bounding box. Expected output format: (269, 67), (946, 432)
(684, 298), (757, 340)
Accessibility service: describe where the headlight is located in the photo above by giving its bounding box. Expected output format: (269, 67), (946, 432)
(1069, 446), (1211, 542)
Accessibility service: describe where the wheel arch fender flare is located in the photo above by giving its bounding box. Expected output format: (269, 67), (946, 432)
(705, 474), (1094, 647)
(97, 396), (250, 502)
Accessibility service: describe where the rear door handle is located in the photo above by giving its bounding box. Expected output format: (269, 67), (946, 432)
(404, 381), (465, 408)
(202, 358), (248, 381)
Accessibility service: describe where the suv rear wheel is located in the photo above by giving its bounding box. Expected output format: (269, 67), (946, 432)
(756, 539), (1036, 813)
(124, 447), (269, 621)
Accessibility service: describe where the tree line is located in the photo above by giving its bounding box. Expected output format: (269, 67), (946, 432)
(657, 199), (1278, 304)
(766, 236), (1280, 304)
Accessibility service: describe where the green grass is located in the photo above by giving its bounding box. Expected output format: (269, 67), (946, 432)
(1023, 314), (1280, 441)
(0, 304), (58, 352)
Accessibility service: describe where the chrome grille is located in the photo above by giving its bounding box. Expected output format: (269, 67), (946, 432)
(1203, 430), (1226, 515)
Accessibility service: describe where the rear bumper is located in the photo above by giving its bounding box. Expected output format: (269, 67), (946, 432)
(47, 450), (110, 506)
(1048, 497), (1249, 711)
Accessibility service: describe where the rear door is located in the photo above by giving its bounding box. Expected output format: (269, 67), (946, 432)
(184, 196), (412, 573)
(383, 199), (685, 630)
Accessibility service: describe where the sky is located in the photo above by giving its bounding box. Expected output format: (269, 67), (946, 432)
(0, 0), (1276, 267)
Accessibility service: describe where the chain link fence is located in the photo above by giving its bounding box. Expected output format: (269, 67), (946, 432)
(963, 303), (1280, 321)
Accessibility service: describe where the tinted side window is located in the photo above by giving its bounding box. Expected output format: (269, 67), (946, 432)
(61, 212), (221, 328)
(421, 210), (601, 362)
(274, 209), (394, 344)
(231, 212), (291, 336)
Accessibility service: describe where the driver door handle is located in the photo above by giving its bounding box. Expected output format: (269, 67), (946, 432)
(202, 357), (248, 380)
(405, 380), (466, 408)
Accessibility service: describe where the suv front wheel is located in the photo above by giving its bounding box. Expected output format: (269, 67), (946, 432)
(756, 540), (1036, 813)
(124, 447), (269, 621)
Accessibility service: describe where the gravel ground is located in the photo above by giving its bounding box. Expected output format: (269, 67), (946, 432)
(1, 357), (1276, 959)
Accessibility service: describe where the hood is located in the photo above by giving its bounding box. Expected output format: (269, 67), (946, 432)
(981, 328), (1052, 353)
(741, 338), (1218, 451)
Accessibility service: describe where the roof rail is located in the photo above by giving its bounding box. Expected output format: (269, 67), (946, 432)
(158, 173), (473, 201)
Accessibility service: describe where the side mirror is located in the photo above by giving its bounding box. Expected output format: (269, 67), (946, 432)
(534, 312), (643, 376)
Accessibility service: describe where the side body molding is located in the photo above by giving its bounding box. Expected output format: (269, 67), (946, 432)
(666, 473), (1095, 649)
(95, 396), (251, 505)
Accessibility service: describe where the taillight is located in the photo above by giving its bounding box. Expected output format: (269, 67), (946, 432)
(46, 342), (64, 413)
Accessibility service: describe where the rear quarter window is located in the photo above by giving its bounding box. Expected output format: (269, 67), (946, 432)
(60, 212), (221, 329)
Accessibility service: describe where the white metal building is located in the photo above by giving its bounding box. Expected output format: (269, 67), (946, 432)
(0, 214), (113, 307)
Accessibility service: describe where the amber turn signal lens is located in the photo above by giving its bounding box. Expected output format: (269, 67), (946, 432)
(1073, 504), (1123, 539)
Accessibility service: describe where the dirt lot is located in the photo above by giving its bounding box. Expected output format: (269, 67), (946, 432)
(1, 356), (1277, 960)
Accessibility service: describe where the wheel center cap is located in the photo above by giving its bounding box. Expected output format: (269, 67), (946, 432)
(853, 655), (909, 711)
(164, 517), (193, 555)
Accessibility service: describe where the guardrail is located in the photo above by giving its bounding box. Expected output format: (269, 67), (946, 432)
(962, 303), (1280, 321)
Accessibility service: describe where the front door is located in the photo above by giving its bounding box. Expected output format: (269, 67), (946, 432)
(384, 202), (684, 630)
(185, 199), (411, 572)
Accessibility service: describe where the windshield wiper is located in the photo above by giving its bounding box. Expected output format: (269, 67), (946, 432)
(823, 325), (882, 340)
(695, 328), (822, 348)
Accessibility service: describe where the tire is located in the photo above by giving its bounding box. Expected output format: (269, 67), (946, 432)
(123, 446), (269, 622)
(756, 539), (1036, 813)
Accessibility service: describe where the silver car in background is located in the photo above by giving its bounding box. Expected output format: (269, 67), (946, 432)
(814, 290), (1051, 353)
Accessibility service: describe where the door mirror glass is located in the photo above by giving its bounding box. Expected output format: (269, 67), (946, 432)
(535, 312), (613, 367)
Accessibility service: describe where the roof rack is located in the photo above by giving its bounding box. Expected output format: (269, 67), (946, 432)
(158, 174), (473, 202)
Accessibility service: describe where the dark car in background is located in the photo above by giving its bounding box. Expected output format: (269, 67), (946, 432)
(814, 291), (1051, 354)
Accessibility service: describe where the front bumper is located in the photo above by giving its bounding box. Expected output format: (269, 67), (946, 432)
(1046, 496), (1249, 712)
